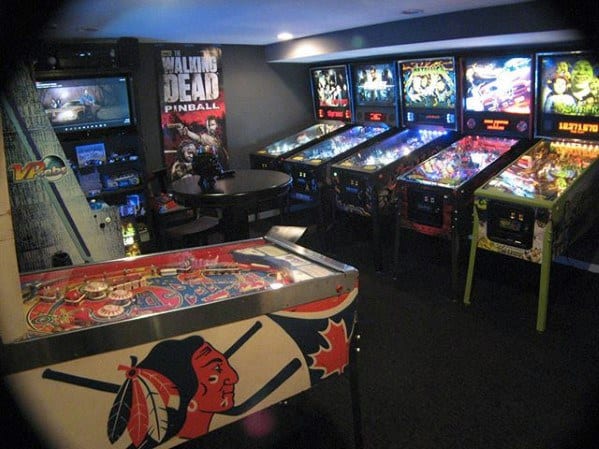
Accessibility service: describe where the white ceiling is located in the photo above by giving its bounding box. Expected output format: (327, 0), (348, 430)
(42, 0), (533, 45)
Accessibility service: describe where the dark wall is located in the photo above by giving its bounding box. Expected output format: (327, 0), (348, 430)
(220, 45), (313, 169)
(134, 43), (313, 172)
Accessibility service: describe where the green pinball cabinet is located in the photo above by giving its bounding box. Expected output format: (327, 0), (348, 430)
(464, 50), (599, 331)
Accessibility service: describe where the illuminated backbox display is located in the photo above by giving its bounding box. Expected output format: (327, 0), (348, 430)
(353, 62), (396, 107)
(398, 57), (457, 129)
(310, 65), (352, 122)
(352, 61), (398, 125)
(536, 51), (599, 139)
(461, 55), (533, 138)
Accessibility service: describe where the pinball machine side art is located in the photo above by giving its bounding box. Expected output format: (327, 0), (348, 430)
(5, 289), (357, 449)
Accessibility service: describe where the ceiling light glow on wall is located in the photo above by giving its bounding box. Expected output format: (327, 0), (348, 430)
(401, 9), (423, 15)
(77, 26), (99, 32)
(277, 32), (294, 41)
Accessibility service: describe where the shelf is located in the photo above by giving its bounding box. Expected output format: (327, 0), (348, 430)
(86, 185), (144, 199)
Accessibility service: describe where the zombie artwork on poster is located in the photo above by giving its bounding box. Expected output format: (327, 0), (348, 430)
(156, 45), (230, 182)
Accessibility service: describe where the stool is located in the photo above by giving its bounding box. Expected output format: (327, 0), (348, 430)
(162, 211), (221, 249)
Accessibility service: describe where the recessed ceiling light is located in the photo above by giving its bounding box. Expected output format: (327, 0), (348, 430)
(402, 9), (424, 15)
(277, 32), (294, 41)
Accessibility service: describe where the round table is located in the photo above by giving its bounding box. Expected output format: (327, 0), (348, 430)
(169, 169), (292, 241)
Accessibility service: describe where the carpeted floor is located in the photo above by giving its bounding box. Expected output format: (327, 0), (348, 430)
(219, 211), (599, 449)
(3, 210), (599, 449)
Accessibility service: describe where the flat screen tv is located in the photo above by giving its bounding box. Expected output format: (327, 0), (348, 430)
(310, 65), (352, 122)
(35, 73), (135, 135)
(352, 62), (397, 107)
(398, 57), (457, 129)
(536, 51), (599, 140)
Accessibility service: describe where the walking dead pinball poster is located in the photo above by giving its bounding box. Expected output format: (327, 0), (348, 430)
(156, 45), (229, 182)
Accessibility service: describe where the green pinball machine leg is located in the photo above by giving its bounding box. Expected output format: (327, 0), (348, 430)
(536, 221), (553, 332)
(450, 209), (461, 302)
(463, 205), (480, 305)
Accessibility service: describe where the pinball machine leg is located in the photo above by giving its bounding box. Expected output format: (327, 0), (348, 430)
(317, 192), (331, 253)
(450, 210), (461, 302)
(371, 200), (383, 273)
(392, 209), (402, 280)
(536, 221), (553, 332)
(463, 206), (480, 305)
(349, 323), (364, 449)
(451, 235), (460, 302)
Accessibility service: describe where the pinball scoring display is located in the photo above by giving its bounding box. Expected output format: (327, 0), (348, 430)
(365, 111), (387, 122)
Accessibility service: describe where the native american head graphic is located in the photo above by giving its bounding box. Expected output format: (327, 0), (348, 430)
(107, 335), (240, 448)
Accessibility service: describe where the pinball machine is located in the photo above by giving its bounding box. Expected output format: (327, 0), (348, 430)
(463, 50), (599, 332)
(280, 122), (393, 227)
(1, 237), (360, 449)
(280, 65), (396, 232)
(330, 57), (460, 271)
(393, 53), (537, 299)
(249, 120), (348, 170)
(250, 65), (353, 171)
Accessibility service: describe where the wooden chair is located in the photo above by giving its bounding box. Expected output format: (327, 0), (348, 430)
(147, 168), (221, 251)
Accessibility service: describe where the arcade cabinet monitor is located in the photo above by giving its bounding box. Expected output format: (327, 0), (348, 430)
(35, 73), (135, 135)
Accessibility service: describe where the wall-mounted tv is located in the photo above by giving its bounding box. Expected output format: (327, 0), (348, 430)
(398, 57), (457, 129)
(352, 62), (396, 107)
(35, 73), (135, 136)
(310, 65), (352, 122)
(461, 55), (532, 137)
(536, 51), (599, 140)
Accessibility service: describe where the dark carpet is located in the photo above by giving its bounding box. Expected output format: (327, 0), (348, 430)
(219, 211), (599, 449)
